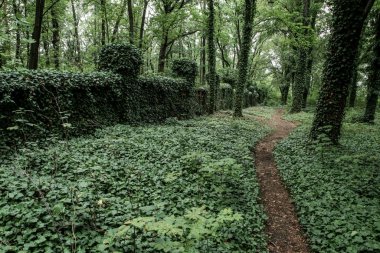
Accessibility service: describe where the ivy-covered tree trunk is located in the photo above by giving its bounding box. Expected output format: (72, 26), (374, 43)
(207, 0), (216, 114)
(28, 0), (45, 70)
(51, 7), (60, 69)
(310, 0), (375, 144)
(290, 0), (310, 113)
(234, 0), (256, 117)
(362, 10), (380, 123)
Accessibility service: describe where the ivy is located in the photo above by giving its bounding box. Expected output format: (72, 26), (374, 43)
(0, 112), (269, 252)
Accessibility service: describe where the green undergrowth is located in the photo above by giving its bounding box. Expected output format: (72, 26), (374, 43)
(0, 114), (269, 252)
(276, 109), (380, 252)
(243, 106), (276, 119)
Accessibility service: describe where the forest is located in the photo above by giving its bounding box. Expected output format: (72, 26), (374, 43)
(0, 0), (379, 252)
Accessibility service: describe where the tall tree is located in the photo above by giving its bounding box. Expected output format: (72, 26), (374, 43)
(234, 0), (256, 117)
(362, 9), (380, 123)
(139, 0), (149, 48)
(207, 0), (216, 114)
(310, 0), (375, 144)
(28, 0), (45, 69)
(111, 0), (127, 43)
(127, 0), (134, 44)
(71, 0), (82, 70)
(12, 0), (22, 62)
(290, 0), (311, 113)
(51, 6), (60, 69)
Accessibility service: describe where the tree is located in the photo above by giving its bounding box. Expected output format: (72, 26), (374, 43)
(28, 0), (45, 70)
(234, 0), (256, 117)
(290, 0), (311, 113)
(362, 9), (380, 123)
(310, 0), (375, 144)
(207, 0), (216, 114)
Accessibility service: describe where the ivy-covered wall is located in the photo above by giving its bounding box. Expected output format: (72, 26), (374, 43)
(0, 44), (196, 151)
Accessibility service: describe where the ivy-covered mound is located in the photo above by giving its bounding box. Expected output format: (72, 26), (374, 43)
(275, 110), (380, 252)
(0, 111), (269, 252)
(0, 44), (195, 152)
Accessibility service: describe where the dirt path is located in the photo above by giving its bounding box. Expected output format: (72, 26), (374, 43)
(255, 109), (310, 253)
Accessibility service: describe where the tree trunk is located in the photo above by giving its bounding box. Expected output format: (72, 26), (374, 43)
(71, 0), (82, 71)
(348, 60), (359, 107)
(28, 0), (45, 70)
(158, 34), (168, 72)
(207, 0), (216, 114)
(127, 0), (134, 44)
(51, 7), (60, 69)
(234, 0), (256, 117)
(12, 0), (22, 62)
(111, 0), (127, 43)
(100, 0), (106, 45)
(23, 0), (30, 63)
(139, 0), (148, 48)
(310, 0), (375, 144)
(290, 0), (310, 113)
(362, 10), (380, 123)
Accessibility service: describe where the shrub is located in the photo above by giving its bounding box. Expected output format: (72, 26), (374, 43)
(171, 59), (198, 84)
(98, 43), (143, 77)
(0, 71), (194, 151)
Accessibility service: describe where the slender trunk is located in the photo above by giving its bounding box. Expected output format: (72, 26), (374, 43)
(12, 0), (22, 61)
(362, 10), (380, 123)
(71, 0), (82, 70)
(28, 0), (45, 70)
(200, 34), (206, 85)
(348, 67), (358, 107)
(207, 0), (216, 114)
(111, 0), (127, 42)
(23, 0), (30, 63)
(100, 0), (106, 45)
(234, 0), (256, 117)
(43, 36), (50, 67)
(310, 0), (374, 144)
(127, 0), (134, 44)
(139, 0), (148, 48)
(51, 7), (60, 69)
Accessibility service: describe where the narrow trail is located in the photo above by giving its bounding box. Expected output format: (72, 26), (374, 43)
(255, 109), (310, 253)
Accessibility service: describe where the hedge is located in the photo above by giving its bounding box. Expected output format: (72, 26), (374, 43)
(0, 44), (196, 152)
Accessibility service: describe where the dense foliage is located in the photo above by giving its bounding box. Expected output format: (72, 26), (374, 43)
(0, 70), (194, 152)
(98, 44), (143, 77)
(275, 110), (380, 252)
(0, 112), (269, 252)
(171, 59), (198, 84)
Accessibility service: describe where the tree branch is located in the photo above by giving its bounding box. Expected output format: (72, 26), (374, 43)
(43, 0), (60, 17)
(167, 30), (199, 45)
(364, 0), (376, 19)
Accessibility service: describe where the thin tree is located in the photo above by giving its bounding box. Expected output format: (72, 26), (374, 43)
(310, 0), (375, 144)
(207, 0), (216, 114)
(362, 9), (380, 123)
(234, 0), (256, 117)
(71, 0), (82, 71)
(127, 0), (134, 44)
(28, 0), (45, 69)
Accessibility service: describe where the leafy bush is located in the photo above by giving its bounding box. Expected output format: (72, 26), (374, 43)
(171, 59), (198, 84)
(275, 111), (380, 252)
(98, 43), (143, 77)
(0, 70), (194, 151)
(0, 116), (269, 252)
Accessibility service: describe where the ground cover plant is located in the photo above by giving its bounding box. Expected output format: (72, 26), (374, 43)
(275, 109), (380, 252)
(0, 110), (269, 252)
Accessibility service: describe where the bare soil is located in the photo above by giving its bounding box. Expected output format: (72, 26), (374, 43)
(255, 109), (310, 253)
